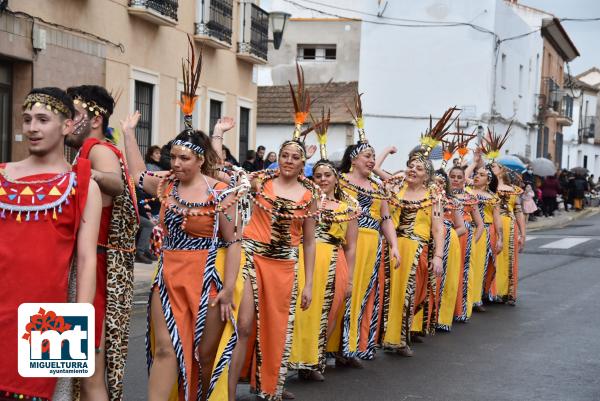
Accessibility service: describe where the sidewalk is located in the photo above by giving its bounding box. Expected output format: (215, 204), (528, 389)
(133, 207), (600, 297)
(527, 206), (599, 232)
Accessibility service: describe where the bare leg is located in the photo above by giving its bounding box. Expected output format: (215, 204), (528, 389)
(198, 299), (226, 401)
(227, 279), (255, 401)
(148, 291), (179, 401)
(81, 322), (108, 401)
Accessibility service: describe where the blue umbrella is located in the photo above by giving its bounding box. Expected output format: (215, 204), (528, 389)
(497, 155), (526, 172)
(267, 162), (314, 177)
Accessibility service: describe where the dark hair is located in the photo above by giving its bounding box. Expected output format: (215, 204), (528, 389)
(257, 145), (265, 152)
(482, 165), (498, 193)
(66, 85), (114, 134)
(27, 87), (75, 119)
(448, 165), (466, 177)
(246, 149), (256, 160)
(172, 129), (220, 177)
(145, 145), (161, 164)
(435, 169), (451, 195)
(340, 144), (358, 173)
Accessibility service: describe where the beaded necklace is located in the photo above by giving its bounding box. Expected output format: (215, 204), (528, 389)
(172, 177), (217, 209)
(339, 173), (389, 200)
(319, 189), (361, 223)
(249, 169), (323, 220)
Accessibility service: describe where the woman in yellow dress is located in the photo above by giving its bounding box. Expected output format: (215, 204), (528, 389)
(288, 112), (359, 381)
(491, 164), (526, 305)
(382, 152), (444, 356)
(336, 93), (400, 362)
(433, 169), (466, 331)
(448, 166), (484, 322)
(469, 165), (503, 312)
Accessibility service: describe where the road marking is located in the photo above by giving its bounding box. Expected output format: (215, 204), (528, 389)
(526, 236), (538, 241)
(540, 237), (592, 249)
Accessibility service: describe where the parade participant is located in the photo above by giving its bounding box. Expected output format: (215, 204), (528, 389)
(338, 92), (400, 361)
(123, 41), (245, 401)
(0, 87), (101, 401)
(492, 165), (525, 306)
(433, 168), (465, 331)
(382, 108), (456, 355)
(227, 64), (319, 401)
(469, 156), (503, 312)
(64, 84), (139, 401)
(288, 110), (360, 381)
(448, 166), (484, 322)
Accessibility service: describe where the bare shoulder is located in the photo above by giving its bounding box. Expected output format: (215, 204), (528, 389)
(88, 143), (121, 169)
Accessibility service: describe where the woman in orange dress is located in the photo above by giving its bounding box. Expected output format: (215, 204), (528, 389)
(123, 112), (243, 401)
(226, 138), (319, 401)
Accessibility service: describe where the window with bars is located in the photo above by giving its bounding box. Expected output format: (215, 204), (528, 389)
(0, 62), (11, 163)
(135, 81), (154, 157)
(209, 99), (222, 136)
(297, 45), (336, 61)
(239, 107), (250, 163)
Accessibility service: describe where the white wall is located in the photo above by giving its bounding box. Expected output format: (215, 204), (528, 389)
(261, 0), (546, 171)
(256, 123), (353, 162)
(562, 88), (600, 175)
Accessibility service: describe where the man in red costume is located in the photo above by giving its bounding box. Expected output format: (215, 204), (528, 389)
(65, 85), (139, 401)
(0, 87), (101, 400)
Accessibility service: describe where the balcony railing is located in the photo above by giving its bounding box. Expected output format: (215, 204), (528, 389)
(582, 116), (598, 139)
(194, 0), (233, 49)
(129, 0), (178, 26)
(237, 2), (269, 64)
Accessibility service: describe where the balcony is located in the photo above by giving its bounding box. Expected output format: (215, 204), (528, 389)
(556, 95), (573, 126)
(237, 2), (269, 64)
(194, 0), (233, 49)
(128, 0), (178, 26)
(582, 116), (598, 139)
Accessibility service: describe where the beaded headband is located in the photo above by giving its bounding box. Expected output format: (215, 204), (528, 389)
(279, 140), (306, 161)
(23, 93), (71, 118)
(409, 151), (434, 179)
(172, 139), (204, 155)
(72, 96), (109, 117)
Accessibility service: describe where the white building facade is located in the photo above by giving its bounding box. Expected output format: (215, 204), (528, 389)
(260, 0), (579, 171)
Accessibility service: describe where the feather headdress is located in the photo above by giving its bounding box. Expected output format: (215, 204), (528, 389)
(289, 63), (311, 140)
(418, 106), (460, 156)
(311, 108), (331, 161)
(177, 35), (203, 131)
(480, 121), (513, 161)
(347, 90), (374, 158)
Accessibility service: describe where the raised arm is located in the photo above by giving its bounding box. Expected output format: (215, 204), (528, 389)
(373, 146), (397, 181)
(75, 180), (102, 303)
(464, 148), (482, 185)
(121, 111), (166, 196)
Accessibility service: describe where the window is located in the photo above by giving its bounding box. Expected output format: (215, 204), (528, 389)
(297, 45), (337, 61)
(0, 62), (11, 163)
(209, 99), (222, 136)
(134, 81), (154, 157)
(583, 155), (588, 169)
(518, 64), (523, 97)
(239, 107), (250, 163)
(500, 53), (507, 88)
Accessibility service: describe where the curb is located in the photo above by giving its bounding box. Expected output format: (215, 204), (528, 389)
(528, 207), (600, 232)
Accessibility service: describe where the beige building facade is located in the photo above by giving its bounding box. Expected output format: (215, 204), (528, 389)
(0, 0), (270, 163)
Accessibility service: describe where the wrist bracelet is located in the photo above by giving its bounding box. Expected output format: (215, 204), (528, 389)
(434, 255), (443, 260)
(212, 135), (223, 140)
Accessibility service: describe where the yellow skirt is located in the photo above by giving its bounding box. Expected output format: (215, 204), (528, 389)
(288, 243), (338, 372)
(493, 215), (518, 301)
(454, 223), (477, 321)
(471, 225), (489, 306)
(344, 227), (382, 359)
(436, 227), (461, 330)
(383, 236), (425, 349)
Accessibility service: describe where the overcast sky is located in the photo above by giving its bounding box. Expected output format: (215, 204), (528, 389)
(520, 0), (600, 75)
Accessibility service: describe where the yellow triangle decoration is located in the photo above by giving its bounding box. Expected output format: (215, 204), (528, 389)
(52, 209), (58, 220)
(16, 212), (22, 222)
(20, 186), (34, 195)
(48, 186), (61, 196)
(0, 187), (6, 196)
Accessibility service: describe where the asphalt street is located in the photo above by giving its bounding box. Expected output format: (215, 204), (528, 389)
(123, 211), (600, 401)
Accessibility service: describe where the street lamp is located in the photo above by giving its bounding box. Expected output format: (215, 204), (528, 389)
(269, 11), (291, 50)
